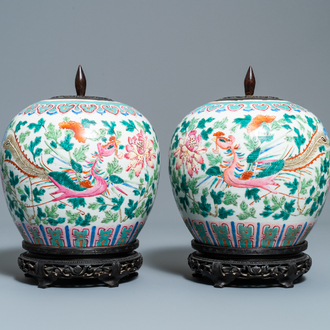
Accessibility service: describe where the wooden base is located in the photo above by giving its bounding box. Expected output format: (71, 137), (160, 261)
(188, 240), (312, 288)
(18, 240), (142, 288)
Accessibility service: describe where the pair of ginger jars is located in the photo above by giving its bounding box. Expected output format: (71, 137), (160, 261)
(1, 69), (329, 253)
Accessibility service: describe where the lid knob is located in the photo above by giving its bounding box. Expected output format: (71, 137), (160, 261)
(75, 65), (86, 97)
(244, 66), (255, 96)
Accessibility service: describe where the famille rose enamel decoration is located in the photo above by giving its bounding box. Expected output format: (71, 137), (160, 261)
(1, 67), (160, 250)
(169, 67), (330, 250)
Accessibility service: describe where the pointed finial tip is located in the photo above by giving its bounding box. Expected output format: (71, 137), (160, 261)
(244, 66), (255, 96)
(75, 65), (86, 96)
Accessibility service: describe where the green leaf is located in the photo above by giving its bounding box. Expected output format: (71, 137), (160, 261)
(233, 115), (252, 129)
(19, 131), (30, 143)
(206, 166), (222, 176)
(47, 157), (54, 164)
(271, 195), (285, 212)
(283, 114), (296, 123)
(102, 210), (119, 223)
(284, 178), (299, 195)
(15, 121), (28, 133)
(179, 195), (190, 211)
(319, 175), (326, 189)
(284, 200), (295, 214)
(24, 185), (30, 198)
(245, 188), (261, 202)
(270, 121), (281, 131)
(202, 188), (209, 196)
(45, 123), (62, 141)
(198, 195), (211, 217)
(28, 118), (45, 133)
(102, 121), (116, 135)
(28, 136), (42, 161)
(68, 197), (86, 209)
(88, 203), (100, 210)
(73, 145), (89, 162)
(112, 196), (124, 211)
(300, 179), (313, 195)
(243, 133), (259, 151)
(310, 202), (318, 216)
(121, 119), (136, 132)
(200, 128), (213, 140)
(129, 169), (135, 180)
(125, 199), (138, 219)
(187, 178), (199, 195)
(190, 201), (201, 214)
(180, 174), (189, 194)
(45, 204), (59, 219)
(197, 118), (214, 129)
(76, 213), (91, 227)
(218, 207), (234, 219)
(81, 119), (96, 128)
(237, 201), (256, 220)
(223, 191), (239, 206)
(135, 201), (146, 218)
(206, 153), (223, 166)
(142, 121), (151, 134)
(32, 187), (45, 203)
(213, 117), (228, 130)
(210, 190), (224, 205)
(293, 127), (306, 153)
(180, 120), (190, 134)
(306, 116), (316, 131)
(60, 134), (74, 152)
(187, 117), (199, 131)
(107, 158), (123, 176)
(260, 205), (273, 218)
(71, 159), (83, 173)
(171, 134), (179, 149)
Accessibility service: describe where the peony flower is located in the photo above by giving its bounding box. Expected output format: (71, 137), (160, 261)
(125, 130), (156, 177)
(174, 130), (207, 177)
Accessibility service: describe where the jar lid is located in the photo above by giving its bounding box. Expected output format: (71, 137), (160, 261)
(215, 66), (281, 101)
(50, 65), (113, 101)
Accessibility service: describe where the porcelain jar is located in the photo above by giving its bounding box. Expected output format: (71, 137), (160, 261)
(1, 87), (160, 248)
(169, 78), (329, 249)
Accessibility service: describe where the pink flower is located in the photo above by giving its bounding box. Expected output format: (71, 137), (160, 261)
(174, 130), (207, 177)
(125, 130), (156, 177)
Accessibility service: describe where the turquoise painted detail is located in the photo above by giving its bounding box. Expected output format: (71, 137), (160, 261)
(29, 227), (43, 245)
(282, 226), (302, 247)
(238, 224), (253, 248)
(129, 223), (144, 243)
(96, 229), (113, 247)
(117, 227), (132, 245)
(297, 225), (313, 244)
(17, 224), (29, 242)
(261, 226), (279, 248)
(47, 228), (64, 247)
(211, 223), (232, 247)
(73, 229), (89, 247)
(193, 222), (211, 244)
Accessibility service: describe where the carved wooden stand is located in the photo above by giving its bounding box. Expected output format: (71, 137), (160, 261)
(188, 240), (312, 288)
(18, 240), (142, 288)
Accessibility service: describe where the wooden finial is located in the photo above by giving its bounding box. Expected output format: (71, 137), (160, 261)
(244, 66), (255, 96)
(75, 65), (86, 96)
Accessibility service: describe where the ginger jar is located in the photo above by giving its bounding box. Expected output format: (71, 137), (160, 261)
(169, 68), (330, 249)
(0, 67), (160, 250)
